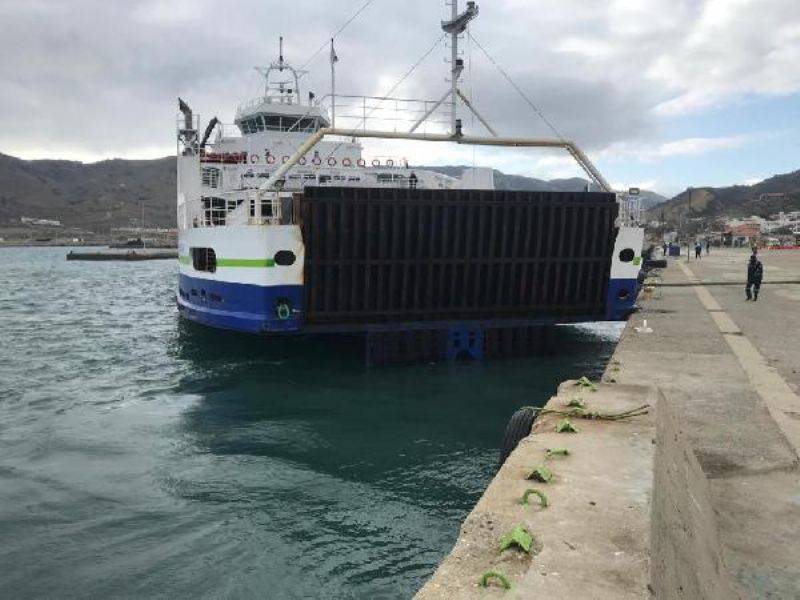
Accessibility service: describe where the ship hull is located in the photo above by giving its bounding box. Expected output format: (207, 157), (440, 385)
(177, 273), (302, 334)
(177, 188), (644, 337)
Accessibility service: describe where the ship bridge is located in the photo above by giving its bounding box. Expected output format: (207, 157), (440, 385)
(235, 37), (329, 136)
(235, 99), (330, 135)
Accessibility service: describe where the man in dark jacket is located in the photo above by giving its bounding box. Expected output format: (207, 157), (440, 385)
(746, 253), (763, 301)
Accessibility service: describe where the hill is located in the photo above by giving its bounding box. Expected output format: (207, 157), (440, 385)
(0, 152), (666, 231)
(647, 169), (800, 224)
(0, 153), (175, 230)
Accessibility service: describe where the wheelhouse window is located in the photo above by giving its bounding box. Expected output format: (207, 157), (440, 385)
(264, 115), (282, 130)
(191, 247), (216, 272)
(201, 167), (221, 188)
(239, 114), (320, 134)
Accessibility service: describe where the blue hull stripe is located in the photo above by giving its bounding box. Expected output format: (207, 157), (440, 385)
(177, 273), (303, 334)
(606, 278), (640, 320)
(178, 274), (642, 335)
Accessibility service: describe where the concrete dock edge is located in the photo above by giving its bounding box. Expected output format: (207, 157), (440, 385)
(418, 248), (800, 598)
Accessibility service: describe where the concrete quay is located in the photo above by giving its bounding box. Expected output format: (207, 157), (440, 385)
(417, 247), (800, 599)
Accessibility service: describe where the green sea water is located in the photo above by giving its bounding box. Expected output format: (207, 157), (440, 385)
(0, 247), (621, 599)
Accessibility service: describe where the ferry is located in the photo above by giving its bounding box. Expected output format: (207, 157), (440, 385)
(175, 1), (645, 353)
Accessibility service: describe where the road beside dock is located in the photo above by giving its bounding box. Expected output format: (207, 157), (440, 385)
(417, 247), (800, 599)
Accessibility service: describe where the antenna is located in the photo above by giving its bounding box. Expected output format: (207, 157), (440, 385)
(254, 39), (307, 103)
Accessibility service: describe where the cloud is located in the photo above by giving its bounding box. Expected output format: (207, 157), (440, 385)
(0, 0), (797, 186)
(648, 0), (800, 114)
(600, 135), (751, 163)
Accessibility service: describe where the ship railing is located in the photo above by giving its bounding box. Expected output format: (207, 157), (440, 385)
(317, 94), (452, 134)
(236, 94), (301, 117)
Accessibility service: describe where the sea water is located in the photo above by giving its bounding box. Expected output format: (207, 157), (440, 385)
(0, 247), (621, 599)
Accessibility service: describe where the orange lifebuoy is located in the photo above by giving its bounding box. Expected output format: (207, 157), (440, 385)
(342, 157), (352, 167)
(266, 154), (275, 164)
(327, 157), (337, 166)
(250, 154), (259, 163)
(386, 159), (394, 167)
(282, 155), (290, 163)
(312, 156), (322, 166)
(357, 158), (366, 167)
(298, 157), (306, 165)
(372, 159), (380, 167)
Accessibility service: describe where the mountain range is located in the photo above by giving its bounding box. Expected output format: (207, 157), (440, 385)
(19, 151), (794, 233)
(646, 169), (800, 223)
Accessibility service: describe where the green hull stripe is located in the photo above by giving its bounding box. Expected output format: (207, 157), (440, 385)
(217, 258), (276, 268)
(179, 256), (275, 268)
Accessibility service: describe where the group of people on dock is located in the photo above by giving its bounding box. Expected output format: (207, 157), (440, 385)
(659, 241), (765, 302)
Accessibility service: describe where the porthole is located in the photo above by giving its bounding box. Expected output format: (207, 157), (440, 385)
(618, 248), (635, 263)
(274, 250), (296, 266)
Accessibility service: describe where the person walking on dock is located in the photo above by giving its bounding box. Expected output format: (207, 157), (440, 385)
(695, 242), (702, 259)
(746, 253), (763, 301)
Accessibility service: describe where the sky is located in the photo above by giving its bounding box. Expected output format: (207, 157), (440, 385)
(1, 0), (799, 197)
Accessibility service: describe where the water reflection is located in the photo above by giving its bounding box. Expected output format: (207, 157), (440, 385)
(165, 320), (620, 596)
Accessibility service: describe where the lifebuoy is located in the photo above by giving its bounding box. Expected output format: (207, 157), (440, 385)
(298, 157), (306, 165)
(282, 155), (290, 163)
(266, 154), (275, 164)
(327, 157), (337, 166)
(342, 157), (352, 167)
(386, 159), (394, 167)
(372, 159), (380, 167)
(357, 158), (366, 167)
(250, 154), (259, 163)
(312, 156), (322, 166)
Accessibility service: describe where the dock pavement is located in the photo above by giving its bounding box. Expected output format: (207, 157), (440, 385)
(616, 246), (800, 598)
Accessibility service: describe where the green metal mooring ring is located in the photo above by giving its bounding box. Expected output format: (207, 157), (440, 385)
(276, 303), (291, 320)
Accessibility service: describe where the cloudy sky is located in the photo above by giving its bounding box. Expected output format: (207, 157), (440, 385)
(1, 0), (799, 195)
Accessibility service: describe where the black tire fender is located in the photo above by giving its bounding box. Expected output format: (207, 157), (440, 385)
(497, 406), (538, 469)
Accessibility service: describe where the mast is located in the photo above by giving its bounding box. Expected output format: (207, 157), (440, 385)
(450, 0), (458, 135)
(439, 1), (479, 136)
